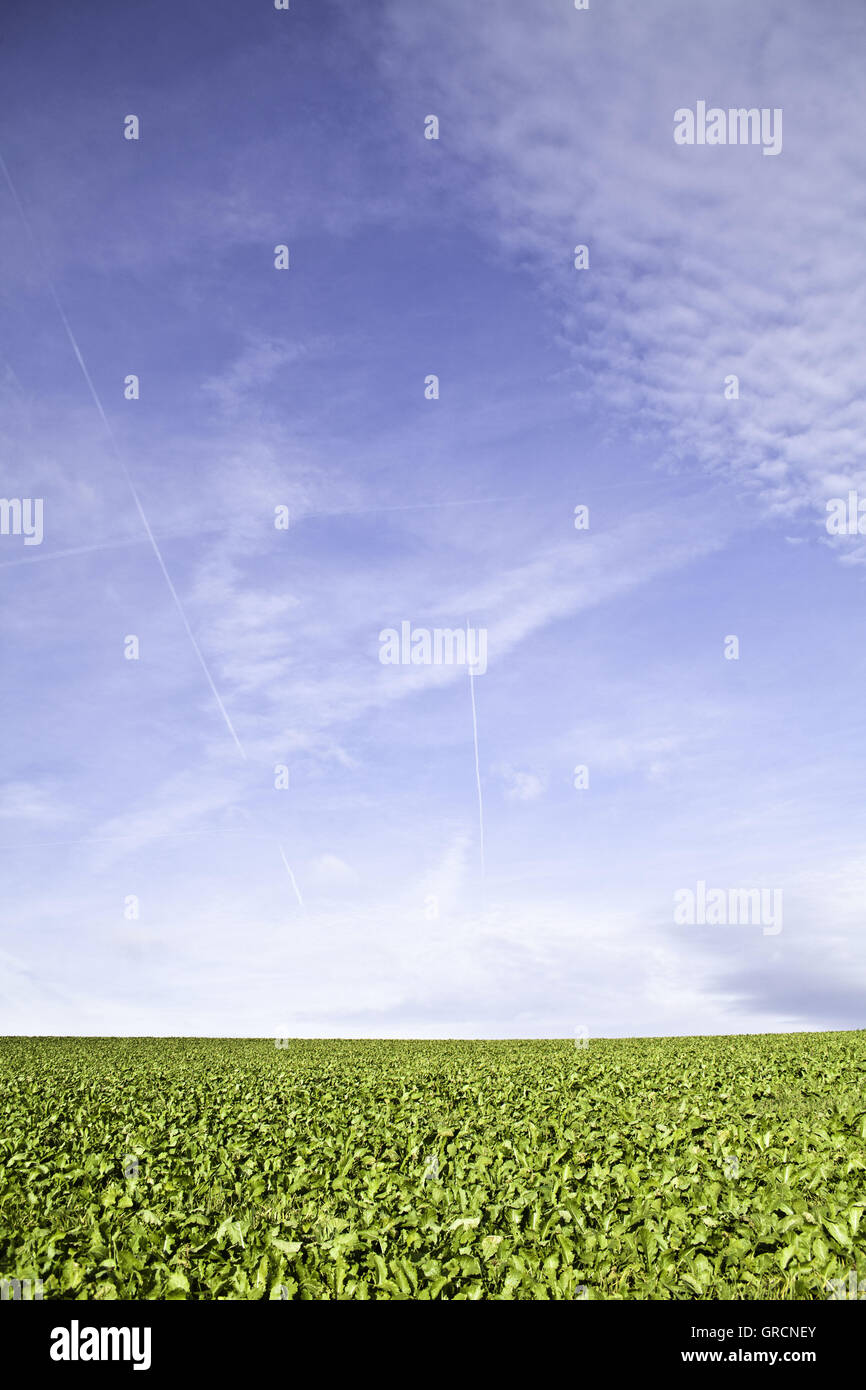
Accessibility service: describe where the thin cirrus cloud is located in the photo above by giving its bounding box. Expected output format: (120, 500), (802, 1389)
(380, 0), (866, 517)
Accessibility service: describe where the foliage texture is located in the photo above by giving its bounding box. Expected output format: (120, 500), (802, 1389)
(1, 1034), (864, 1300)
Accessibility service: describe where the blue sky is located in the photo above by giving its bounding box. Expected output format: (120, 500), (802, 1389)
(1, 0), (865, 1036)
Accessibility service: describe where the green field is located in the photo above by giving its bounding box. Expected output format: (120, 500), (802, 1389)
(1, 1033), (864, 1300)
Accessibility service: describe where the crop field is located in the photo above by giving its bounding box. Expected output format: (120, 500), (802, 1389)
(1, 1033), (865, 1300)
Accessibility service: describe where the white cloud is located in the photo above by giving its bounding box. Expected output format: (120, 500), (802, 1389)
(498, 766), (544, 802)
(0, 781), (73, 825)
(382, 0), (866, 525)
(201, 336), (321, 417)
(309, 854), (358, 889)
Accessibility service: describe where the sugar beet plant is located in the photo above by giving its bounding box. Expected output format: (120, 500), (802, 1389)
(1, 1033), (864, 1300)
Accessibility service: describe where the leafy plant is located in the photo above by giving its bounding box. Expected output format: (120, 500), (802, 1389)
(0, 1033), (864, 1300)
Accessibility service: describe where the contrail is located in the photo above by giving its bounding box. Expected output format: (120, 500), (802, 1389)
(0, 149), (246, 761)
(0, 534), (156, 568)
(279, 845), (305, 910)
(468, 662), (486, 901)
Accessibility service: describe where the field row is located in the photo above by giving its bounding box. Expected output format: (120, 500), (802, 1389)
(1, 1034), (864, 1299)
